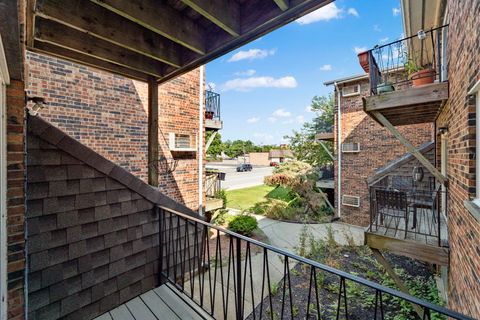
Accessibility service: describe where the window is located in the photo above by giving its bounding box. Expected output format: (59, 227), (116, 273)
(341, 84), (361, 97)
(168, 132), (196, 151)
(341, 142), (360, 153)
(471, 80), (480, 206)
(342, 195), (360, 207)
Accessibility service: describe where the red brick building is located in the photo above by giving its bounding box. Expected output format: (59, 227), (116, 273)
(26, 52), (205, 211)
(324, 75), (432, 226)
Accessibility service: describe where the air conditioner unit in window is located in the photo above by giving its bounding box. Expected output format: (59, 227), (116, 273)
(342, 195), (360, 207)
(169, 133), (197, 152)
(341, 84), (361, 97)
(341, 142), (360, 153)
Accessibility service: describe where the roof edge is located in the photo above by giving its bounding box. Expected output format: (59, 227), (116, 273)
(324, 73), (368, 86)
(27, 115), (201, 219)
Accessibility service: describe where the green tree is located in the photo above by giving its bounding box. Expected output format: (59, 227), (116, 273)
(206, 131), (223, 158)
(285, 94), (334, 166)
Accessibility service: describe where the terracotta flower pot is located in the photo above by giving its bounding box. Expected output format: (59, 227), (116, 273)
(410, 68), (435, 87)
(357, 51), (370, 73)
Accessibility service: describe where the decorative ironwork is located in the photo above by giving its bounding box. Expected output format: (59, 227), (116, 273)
(366, 25), (448, 95)
(156, 204), (470, 320)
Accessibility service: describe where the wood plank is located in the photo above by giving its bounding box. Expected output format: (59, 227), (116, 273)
(318, 140), (334, 160)
(365, 232), (449, 266)
(125, 297), (157, 320)
(30, 41), (149, 81)
(371, 249), (424, 318)
(154, 286), (202, 320)
(26, 0), (37, 48)
(94, 313), (113, 320)
(140, 290), (180, 319)
(37, 0), (187, 67)
(364, 82), (448, 112)
(35, 17), (166, 77)
(90, 0), (207, 54)
(109, 305), (135, 320)
(371, 111), (448, 186)
(0, 0), (23, 80)
(181, 0), (240, 36)
(148, 77), (159, 186)
(273, 0), (290, 11)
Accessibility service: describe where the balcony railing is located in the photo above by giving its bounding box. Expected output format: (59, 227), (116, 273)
(157, 205), (470, 319)
(205, 90), (221, 120)
(368, 176), (447, 248)
(205, 170), (224, 197)
(364, 25), (448, 95)
(318, 165), (334, 180)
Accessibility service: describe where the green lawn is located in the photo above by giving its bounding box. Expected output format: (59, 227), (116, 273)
(226, 185), (274, 210)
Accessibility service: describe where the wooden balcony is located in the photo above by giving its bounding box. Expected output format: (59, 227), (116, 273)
(363, 82), (449, 126)
(315, 132), (334, 141)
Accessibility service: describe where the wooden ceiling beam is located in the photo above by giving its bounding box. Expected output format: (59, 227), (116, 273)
(34, 18), (167, 78)
(90, 0), (206, 55)
(273, 0), (290, 11)
(30, 41), (150, 81)
(36, 0), (188, 68)
(181, 0), (240, 37)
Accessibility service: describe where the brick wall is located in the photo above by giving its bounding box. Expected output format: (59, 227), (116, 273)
(6, 80), (26, 320)
(435, 0), (480, 317)
(26, 116), (200, 320)
(334, 79), (433, 226)
(26, 51), (204, 211)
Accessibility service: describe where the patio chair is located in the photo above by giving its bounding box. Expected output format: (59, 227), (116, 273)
(375, 189), (409, 239)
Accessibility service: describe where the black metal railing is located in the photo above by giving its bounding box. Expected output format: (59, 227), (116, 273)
(368, 177), (447, 247)
(156, 205), (469, 320)
(206, 170), (223, 198)
(206, 90), (221, 120)
(318, 165), (334, 180)
(365, 25), (448, 95)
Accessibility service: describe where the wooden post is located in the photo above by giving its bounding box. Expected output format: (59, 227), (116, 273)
(371, 111), (448, 186)
(148, 77), (159, 186)
(319, 140), (334, 161)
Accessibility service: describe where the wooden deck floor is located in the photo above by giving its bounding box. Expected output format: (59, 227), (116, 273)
(369, 207), (448, 247)
(94, 283), (213, 320)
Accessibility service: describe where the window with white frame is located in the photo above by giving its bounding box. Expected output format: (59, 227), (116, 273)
(470, 80), (480, 206)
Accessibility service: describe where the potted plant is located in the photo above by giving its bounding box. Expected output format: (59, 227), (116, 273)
(205, 110), (214, 119)
(404, 55), (435, 87)
(377, 81), (395, 93)
(357, 51), (370, 73)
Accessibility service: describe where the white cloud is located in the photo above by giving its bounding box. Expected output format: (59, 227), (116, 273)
(207, 82), (216, 90)
(296, 115), (305, 124)
(392, 7), (401, 16)
(282, 119), (295, 124)
(222, 76), (297, 91)
(373, 24), (381, 32)
(247, 117), (260, 124)
(379, 37), (389, 43)
(272, 108), (291, 118)
(353, 46), (368, 54)
(228, 49), (276, 62)
(296, 3), (342, 25)
(234, 69), (256, 76)
(267, 117), (277, 123)
(347, 8), (359, 17)
(305, 105), (313, 113)
(319, 64), (332, 71)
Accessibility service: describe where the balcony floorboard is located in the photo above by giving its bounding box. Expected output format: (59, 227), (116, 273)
(364, 82), (448, 126)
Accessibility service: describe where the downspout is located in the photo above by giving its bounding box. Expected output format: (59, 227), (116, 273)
(198, 66), (205, 216)
(334, 82), (342, 218)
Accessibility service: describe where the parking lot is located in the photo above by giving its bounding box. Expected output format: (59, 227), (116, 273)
(206, 162), (274, 190)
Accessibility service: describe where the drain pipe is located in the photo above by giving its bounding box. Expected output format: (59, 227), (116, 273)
(334, 82), (342, 219)
(198, 66), (205, 216)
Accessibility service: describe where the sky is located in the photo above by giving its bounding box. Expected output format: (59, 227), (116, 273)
(206, 0), (404, 145)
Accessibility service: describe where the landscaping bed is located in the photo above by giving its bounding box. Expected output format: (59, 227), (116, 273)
(247, 228), (445, 320)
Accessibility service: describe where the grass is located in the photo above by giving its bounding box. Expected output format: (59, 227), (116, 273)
(226, 185), (274, 210)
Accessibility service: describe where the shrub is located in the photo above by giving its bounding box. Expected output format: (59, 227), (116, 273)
(211, 209), (233, 226)
(264, 174), (292, 186)
(227, 215), (258, 236)
(266, 186), (296, 202)
(214, 189), (228, 208)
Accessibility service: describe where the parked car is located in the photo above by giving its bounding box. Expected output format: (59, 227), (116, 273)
(270, 161), (279, 167)
(236, 164), (253, 172)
